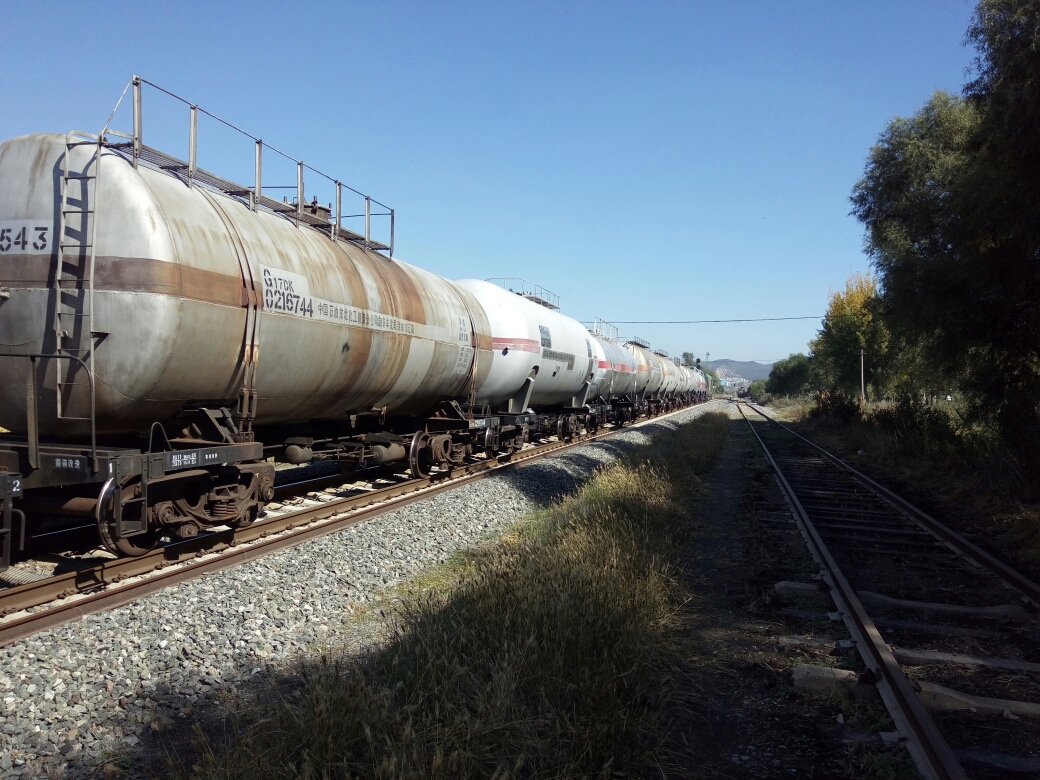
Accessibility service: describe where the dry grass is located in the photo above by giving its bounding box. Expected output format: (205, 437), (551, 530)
(168, 412), (731, 780)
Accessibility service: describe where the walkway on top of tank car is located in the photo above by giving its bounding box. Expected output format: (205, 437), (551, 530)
(0, 398), (724, 648)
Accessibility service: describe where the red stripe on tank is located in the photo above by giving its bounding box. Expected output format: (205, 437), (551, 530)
(492, 337), (541, 353)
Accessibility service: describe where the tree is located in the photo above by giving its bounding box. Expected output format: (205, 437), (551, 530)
(851, 0), (1040, 468)
(747, 380), (769, 403)
(766, 353), (817, 397)
(682, 351), (697, 368)
(809, 273), (889, 398)
(849, 91), (979, 394)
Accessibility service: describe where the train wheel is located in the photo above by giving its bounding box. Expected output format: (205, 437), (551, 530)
(96, 480), (160, 557)
(484, 427), (498, 459)
(409, 431), (433, 478)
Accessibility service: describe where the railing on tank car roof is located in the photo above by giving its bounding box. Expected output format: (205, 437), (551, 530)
(588, 318), (618, 342)
(98, 76), (395, 256)
(486, 279), (561, 311)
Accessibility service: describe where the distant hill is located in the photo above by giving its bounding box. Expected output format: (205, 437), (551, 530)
(702, 360), (773, 382)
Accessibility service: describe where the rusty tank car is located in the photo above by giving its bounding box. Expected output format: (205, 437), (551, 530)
(0, 77), (705, 567)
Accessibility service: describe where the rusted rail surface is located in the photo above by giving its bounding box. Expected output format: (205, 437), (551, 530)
(0, 400), (721, 647)
(740, 402), (1040, 780)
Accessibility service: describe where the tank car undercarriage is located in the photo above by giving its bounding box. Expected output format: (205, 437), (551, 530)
(0, 407), (275, 561)
(0, 393), (700, 569)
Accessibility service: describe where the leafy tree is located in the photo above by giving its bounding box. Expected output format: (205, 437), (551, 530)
(766, 353), (818, 397)
(747, 380), (769, 403)
(963, 0), (1040, 463)
(701, 367), (719, 389)
(849, 90), (978, 394)
(681, 351), (697, 368)
(809, 273), (889, 398)
(851, 0), (1040, 468)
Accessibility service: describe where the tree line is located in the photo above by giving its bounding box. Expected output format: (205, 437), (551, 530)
(761, 0), (1040, 472)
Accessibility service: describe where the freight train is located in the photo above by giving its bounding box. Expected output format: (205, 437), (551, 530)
(0, 79), (709, 568)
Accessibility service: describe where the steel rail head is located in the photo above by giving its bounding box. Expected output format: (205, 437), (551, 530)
(746, 404), (1040, 607)
(738, 404), (967, 780)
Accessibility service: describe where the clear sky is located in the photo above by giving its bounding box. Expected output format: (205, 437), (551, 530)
(0, 1), (977, 362)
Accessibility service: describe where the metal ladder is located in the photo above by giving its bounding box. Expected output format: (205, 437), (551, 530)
(53, 131), (102, 434)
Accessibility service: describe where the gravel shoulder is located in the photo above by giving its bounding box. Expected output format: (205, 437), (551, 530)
(0, 403), (723, 779)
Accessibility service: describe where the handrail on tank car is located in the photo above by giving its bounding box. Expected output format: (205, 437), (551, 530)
(0, 353), (97, 474)
(99, 76), (396, 257)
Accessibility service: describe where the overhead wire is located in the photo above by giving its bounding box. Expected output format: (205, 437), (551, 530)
(608, 316), (822, 324)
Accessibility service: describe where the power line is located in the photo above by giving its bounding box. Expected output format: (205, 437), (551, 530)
(608, 315), (822, 324)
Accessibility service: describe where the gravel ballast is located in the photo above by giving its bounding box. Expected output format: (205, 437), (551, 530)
(0, 403), (722, 778)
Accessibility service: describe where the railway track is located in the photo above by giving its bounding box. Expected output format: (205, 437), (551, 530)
(740, 402), (1040, 779)
(0, 400), (721, 649)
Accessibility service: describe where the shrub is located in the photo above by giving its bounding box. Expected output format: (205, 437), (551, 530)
(810, 389), (863, 423)
(869, 394), (958, 448)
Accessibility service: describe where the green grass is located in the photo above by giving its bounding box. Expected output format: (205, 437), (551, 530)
(167, 412), (731, 780)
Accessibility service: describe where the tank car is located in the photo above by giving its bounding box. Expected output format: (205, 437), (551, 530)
(0, 78), (706, 568)
(0, 129), (507, 557)
(455, 279), (616, 443)
(591, 335), (638, 424)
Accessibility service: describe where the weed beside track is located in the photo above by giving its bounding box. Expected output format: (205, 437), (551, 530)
(168, 412), (731, 780)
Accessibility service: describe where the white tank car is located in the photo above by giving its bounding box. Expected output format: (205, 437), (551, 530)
(627, 344), (651, 396)
(0, 134), (493, 438)
(586, 335), (611, 401)
(692, 367), (707, 394)
(454, 280), (594, 409)
(630, 345), (666, 399)
(591, 336), (637, 400)
(672, 363), (686, 396)
(648, 350), (669, 397)
(658, 354), (676, 397)
(673, 360), (686, 396)
(691, 366), (701, 393)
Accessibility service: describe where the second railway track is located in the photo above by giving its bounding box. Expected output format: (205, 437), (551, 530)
(741, 402), (1040, 779)
(0, 400), (722, 648)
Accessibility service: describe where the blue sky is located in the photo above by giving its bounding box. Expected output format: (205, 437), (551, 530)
(0, 1), (977, 362)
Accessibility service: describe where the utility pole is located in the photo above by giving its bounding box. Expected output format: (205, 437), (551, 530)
(859, 349), (866, 401)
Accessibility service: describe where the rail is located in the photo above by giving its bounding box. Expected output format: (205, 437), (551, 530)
(741, 402), (1040, 776)
(745, 403), (1040, 606)
(589, 317), (619, 342)
(738, 403), (966, 779)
